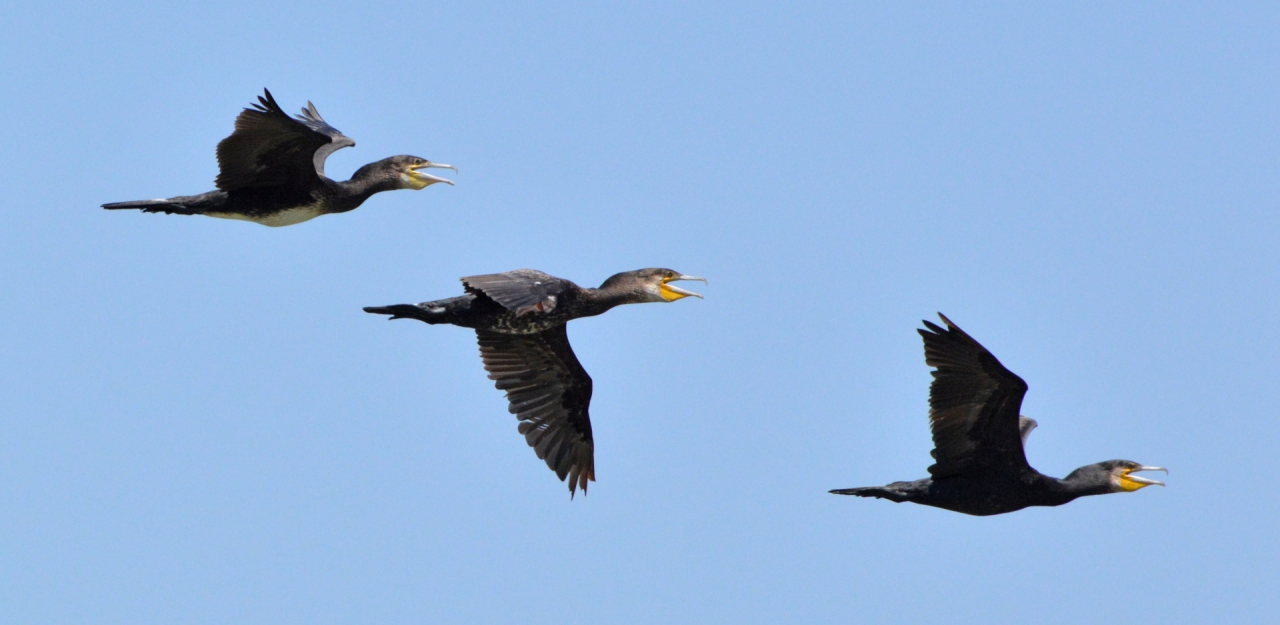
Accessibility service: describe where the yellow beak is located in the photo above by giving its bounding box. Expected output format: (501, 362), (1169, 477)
(1119, 466), (1167, 491)
(408, 161), (457, 188)
(659, 275), (706, 301)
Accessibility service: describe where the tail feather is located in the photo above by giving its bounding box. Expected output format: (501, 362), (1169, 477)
(364, 296), (474, 324)
(363, 304), (445, 324)
(829, 486), (906, 502)
(102, 199), (198, 215)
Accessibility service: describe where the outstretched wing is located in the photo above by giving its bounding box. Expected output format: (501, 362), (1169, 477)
(462, 269), (575, 316)
(214, 89), (356, 192)
(476, 326), (595, 496)
(919, 313), (1030, 479)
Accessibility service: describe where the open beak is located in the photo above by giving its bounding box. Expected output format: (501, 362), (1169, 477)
(1121, 465), (1167, 490)
(659, 275), (706, 301)
(409, 161), (457, 186)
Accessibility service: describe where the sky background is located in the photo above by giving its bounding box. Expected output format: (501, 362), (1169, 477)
(1, 2), (1277, 623)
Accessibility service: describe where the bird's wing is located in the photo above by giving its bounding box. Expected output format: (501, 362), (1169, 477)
(214, 89), (356, 192)
(461, 269), (575, 316)
(919, 314), (1031, 479)
(476, 326), (595, 496)
(1018, 416), (1038, 445)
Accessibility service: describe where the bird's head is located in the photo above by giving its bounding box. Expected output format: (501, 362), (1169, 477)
(599, 268), (706, 303)
(1067, 460), (1167, 493)
(380, 155), (456, 189)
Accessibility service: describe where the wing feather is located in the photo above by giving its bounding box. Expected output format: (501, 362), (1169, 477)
(476, 326), (595, 496)
(214, 89), (355, 192)
(920, 314), (1031, 479)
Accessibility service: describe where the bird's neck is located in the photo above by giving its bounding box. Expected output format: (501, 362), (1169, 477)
(578, 286), (646, 316)
(1047, 472), (1112, 502)
(337, 170), (401, 205)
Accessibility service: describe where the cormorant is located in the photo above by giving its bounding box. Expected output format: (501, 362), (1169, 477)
(102, 89), (454, 227)
(830, 313), (1165, 516)
(364, 268), (705, 497)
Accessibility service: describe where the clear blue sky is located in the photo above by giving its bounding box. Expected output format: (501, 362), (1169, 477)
(1, 2), (1277, 623)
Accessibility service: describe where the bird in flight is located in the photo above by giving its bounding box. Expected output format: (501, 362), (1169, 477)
(365, 268), (705, 497)
(103, 89), (454, 227)
(830, 313), (1165, 516)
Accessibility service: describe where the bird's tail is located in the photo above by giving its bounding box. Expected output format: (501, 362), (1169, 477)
(828, 486), (907, 502)
(364, 296), (474, 324)
(362, 303), (452, 324)
(101, 199), (199, 215)
(364, 304), (432, 322)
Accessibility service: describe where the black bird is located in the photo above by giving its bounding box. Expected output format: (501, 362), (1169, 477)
(103, 89), (454, 227)
(365, 268), (705, 496)
(830, 314), (1165, 516)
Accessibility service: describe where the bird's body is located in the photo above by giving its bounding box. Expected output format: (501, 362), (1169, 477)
(835, 473), (1092, 516)
(103, 89), (454, 226)
(365, 268), (704, 496)
(830, 314), (1164, 516)
(392, 270), (616, 333)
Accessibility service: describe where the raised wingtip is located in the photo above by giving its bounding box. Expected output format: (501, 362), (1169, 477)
(301, 100), (323, 122)
(920, 313), (964, 336)
(255, 88), (285, 114)
(920, 319), (945, 335)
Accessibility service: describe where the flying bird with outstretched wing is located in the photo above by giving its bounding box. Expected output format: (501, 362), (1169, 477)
(365, 268), (705, 497)
(103, 89), (454, 226)
(830, 314), (1165, 516)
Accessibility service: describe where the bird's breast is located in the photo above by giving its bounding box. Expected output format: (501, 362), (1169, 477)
(206, 204), (327, 228)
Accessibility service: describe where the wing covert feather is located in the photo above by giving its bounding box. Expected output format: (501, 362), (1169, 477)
(462, 270), (575, 316)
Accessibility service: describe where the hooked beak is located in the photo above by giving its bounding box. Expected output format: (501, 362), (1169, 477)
(1120, 465), (1167, 490)
(408, 161), (457, 187)
(659, 275), (706, 301)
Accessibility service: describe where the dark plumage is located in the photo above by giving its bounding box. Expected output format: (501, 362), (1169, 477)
(103, 89), (454, 227)
(830, 313), (1165, 516)
(365, 268), (705, 497)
